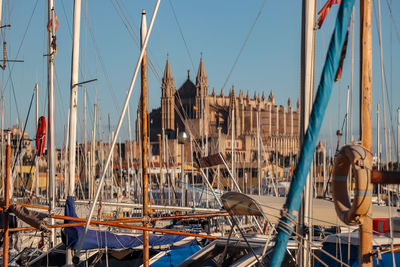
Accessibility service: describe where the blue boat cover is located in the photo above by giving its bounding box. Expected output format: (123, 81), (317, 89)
(151, 245), (201, 267)
(315, 242), (400, 266)
(64, 196), (190, 250)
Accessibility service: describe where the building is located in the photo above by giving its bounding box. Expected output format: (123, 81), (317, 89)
(143, 58), (300, 168)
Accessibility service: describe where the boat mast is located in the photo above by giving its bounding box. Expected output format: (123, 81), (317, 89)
(140, 9), (150, 267)
(299, 0), (316, 265)
(72, 2), (160, 262)
(257, 111), (261, 195)
(376, 0), (389, 171)
(90, 104), (97, 199)
(359, 0), (373, 264)
(35, 83), (39, 196)
(47, 0), (56, 247)
(67, 0), (82, 198)
(397, 108), (400, 167)
(66, 0), (81, 263)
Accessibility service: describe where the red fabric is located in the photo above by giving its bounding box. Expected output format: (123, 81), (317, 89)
(36, 116), (46, 157)
(47, 11), (59, 33)
(316, 0), (342, 29)
(334, 25), (350, 82)
(373, 218), (389, 233)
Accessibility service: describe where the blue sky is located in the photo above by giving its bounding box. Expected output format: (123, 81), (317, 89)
(2, 0), (400, 161)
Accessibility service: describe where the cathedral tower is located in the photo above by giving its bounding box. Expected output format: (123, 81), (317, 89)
(161, 59), (175, 131)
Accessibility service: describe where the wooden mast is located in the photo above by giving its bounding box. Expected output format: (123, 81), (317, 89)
(140, 9), (150, 267)
(3, 133), (10, 267)
(359, 0), (373, 265)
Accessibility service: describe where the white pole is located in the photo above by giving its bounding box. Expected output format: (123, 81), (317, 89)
(345, 86), (350, 143)
(67, 0), (82, 197)
(377, 0), (389, 170)
(350, 8), (355, 142)
(74, 1), (161, 259)
(231, 107), (235, 190)
(377, 104), (381, 203)
(64, 111), (70, 199)
(47, 0), (57, 247)
(397, 108), (400, 167)
(35, 83), (39, 196)
(300, 0), (316, 265)
(257, 111), (261, 195)
(66, 2), (82, 257)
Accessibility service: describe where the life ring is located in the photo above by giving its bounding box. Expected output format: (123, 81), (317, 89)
(36, 116), (46, 157)
(332, 144), (371, 225)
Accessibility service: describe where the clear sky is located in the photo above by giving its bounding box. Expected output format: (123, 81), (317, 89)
(2, 0), (400, 162)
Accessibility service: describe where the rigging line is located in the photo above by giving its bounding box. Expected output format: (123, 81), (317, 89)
(54, 70), (68, 123)
(11, 89), (35, 174)
(87, 25), (120, 114)
(111, 0), (162, 83)
(3, 0), (40, 123)
(60, 0), (72, 38)
(168, 0), (195, 73)
(384, 0), (400, 45)
(221, 0), (268, 91)
(3, 0), (39, 91)
(373, 0), (397, 160)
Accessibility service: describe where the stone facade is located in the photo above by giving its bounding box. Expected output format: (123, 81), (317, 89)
(145, 58), (300, 163)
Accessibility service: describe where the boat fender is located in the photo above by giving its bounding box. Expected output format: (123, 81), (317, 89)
(373, 217), (400, 234)
(332, 144), (371, 225)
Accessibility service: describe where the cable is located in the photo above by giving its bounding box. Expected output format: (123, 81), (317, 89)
(221, 0), (268, 91)
(168, 0), (195, 73)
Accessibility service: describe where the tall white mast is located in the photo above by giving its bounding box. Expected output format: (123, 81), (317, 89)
(47, 0), (57, 247)
(397, 108), (400, 166)
(66, 0), (81, 264)
(67, 0), (82, 197)
(299, 0), (316, 265)
(35, 83), (39, 196)
(257, 111), (261, 195)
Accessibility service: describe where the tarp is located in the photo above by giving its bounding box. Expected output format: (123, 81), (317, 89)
(151, 245), (201, 267)
(63, 196), (191, 250)
(315, 242), (400, 266)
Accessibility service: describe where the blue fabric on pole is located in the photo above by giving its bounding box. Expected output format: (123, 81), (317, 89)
(269, 0), (355, 266)
(63, 196), (189, 250)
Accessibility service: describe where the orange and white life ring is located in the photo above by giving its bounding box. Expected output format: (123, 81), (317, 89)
(332, 144), (371, 225)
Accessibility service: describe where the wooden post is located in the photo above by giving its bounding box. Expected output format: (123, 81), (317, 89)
(359, 0), (373, 265)
(3, 134), (10, 267)
(140, 9), (149, 267)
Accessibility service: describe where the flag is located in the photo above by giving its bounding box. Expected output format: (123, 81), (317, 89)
(47, 11), (59, 33)
(335, 23), (350, 82)
(193, 106), (198, 110)
(316, 0), (341, 29)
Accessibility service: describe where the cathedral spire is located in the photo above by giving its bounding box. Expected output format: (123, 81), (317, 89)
(196, 56), (207, 84)
(162, 58), (173, 82)
(268, 91), (275, 104)
(196, 56), (208, 97)
(162, 58), (175, 97)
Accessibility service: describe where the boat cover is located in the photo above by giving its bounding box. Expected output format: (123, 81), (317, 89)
(64, 196), (192, 250)
(315, 241), (400, 266)
(150, 245), (201, 267)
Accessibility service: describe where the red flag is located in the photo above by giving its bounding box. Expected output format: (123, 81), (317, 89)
(335, 23), (350, 82)
(47, 11), (59, 33)
(316, 0), (341, 29)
